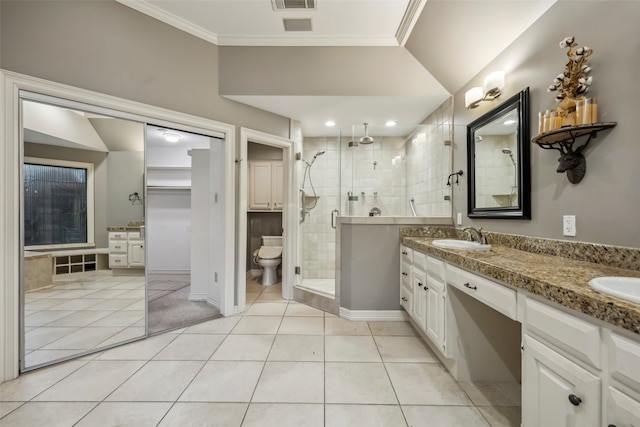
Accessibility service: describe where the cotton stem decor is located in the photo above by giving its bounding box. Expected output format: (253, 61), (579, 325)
(547, 36), (593, 126)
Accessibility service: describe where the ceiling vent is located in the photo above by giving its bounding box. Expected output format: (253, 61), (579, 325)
(283, 18), (313, 32)
(272, 0), (316, 10)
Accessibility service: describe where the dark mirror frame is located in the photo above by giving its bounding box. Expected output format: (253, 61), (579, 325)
(467, 87), (531, 219)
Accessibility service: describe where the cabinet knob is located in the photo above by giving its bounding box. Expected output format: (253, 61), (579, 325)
(463, 282), (477, 290)
(402, 251), (408, 255)
(607, 425), (617, 427)
(568, 394), (582, 406)
(401, 297), (407, 302)
(423, 286), (428, 291)
(418, 282), (423, 287)
(402, 272), (408, 276)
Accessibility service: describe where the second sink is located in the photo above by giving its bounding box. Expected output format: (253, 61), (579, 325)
(589, 276), (640, 304)
(432, 239), (492, 251)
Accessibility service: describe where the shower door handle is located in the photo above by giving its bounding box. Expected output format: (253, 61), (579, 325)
(331, 209), (339, 229)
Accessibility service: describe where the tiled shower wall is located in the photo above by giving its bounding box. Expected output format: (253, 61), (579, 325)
(474, 133), (518, 208)
(299, 97), (453, 279)
(406, 97), (453, 217)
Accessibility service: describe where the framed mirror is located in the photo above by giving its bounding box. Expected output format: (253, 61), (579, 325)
(467, 87), (530, 219)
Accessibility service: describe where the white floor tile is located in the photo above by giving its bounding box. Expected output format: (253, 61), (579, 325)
(24, 327), (76, 350)
(210, 335), (275, 361)
(278, 317), (324, 335)
(252, 362), (324, 403)
(184, 316), (241, 334)
(374, 336), (438, 363)
(0, 401), (23, 419)
(267, 335), (324, 361)
(179, 361), (263, 402)
(402, 405), (490, 427)
(325, 404), (408, 427)
(42, 326), (125, 350)
(243, 403), (324, 427)
(75, 402), (172, 427)
(230, 316), (282, 335)
(459, 382), (522, 407)
(325, 336), (382, 362)
(244, 302), (288, 316)
(0, 360), (86, 401)
(285, 303), (325, 317)
(324, 317), (371, 335)
(0, 402), (97, 427)
(368, 321), (417, 336)
(97, 334), (176, 360)
(385, 363), (471, 406)
(158, 402), (247, 427)
(32, 361), (145, 401)
(153, 334), (226, 360)
(107, 361), (204, 401)
(325, 362), (397, 404)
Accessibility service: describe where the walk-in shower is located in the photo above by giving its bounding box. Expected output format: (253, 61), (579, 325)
(299, 150), (326, 223)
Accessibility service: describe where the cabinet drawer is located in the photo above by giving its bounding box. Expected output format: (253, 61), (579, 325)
(413, 251), (427, 271)
(127, 231), (141, 240)
(400, 282), (412, 313)
(109, 231), (127, 240)
(109, 254), (128, 268)
(609, 332), (640, 393)
(426, 255), (445, 281)
(525, 297), (601, 369)
(401, 261), (411, 287)
(108, 240), (127, 253)
(447, 264), (517, 320)
(400, 246), (413, 264)
(607, 387), (640, 427)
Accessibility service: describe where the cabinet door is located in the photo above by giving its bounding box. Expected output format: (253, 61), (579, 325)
(271, 162), (284, 210)
(412, 268), (427, 331)
(426, 273), (446, 354)
(249, 162), (273, 210)
(607, 387), (640, 427)
(523, 334), (600, 427)
(400, 283), (412, 314)
(128, 241), (145, 267)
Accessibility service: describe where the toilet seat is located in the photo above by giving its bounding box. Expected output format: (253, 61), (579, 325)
(258, 246), (282, 259)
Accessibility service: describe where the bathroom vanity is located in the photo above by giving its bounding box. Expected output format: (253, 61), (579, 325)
(400, 227), (640, 427)
(107, 226), (145, 269)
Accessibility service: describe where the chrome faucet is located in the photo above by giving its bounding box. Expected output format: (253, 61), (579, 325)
(463, 227), (488, 244)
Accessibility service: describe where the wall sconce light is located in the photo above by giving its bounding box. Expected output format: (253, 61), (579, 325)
(465, 71), (505, 109)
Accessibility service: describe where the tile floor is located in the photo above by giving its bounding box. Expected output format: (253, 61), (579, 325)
(23, 271), (146, 369)
(2, 278), (521, 426)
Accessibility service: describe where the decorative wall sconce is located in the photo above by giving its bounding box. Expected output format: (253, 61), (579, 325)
(465, 71), (505, 109)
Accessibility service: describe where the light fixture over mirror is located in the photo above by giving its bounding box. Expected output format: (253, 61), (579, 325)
(465, 71), (506, 109)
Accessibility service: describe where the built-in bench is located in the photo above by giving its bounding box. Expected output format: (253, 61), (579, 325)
(50, 248), (109, 275)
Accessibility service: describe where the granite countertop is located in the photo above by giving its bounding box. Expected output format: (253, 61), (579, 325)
(401, 235), (640, 335)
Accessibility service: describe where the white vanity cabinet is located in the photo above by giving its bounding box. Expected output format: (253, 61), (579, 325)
(399, 246), (413, 314)
(522, 334), (601, 427)
(109, 230), (144, 269)
(605, 332), (640, 427)
(400, 246), (447, 354)
(248, 161), (283, 211)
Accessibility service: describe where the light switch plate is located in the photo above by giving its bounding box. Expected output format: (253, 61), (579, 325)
(456, 212), (463, 226)
(563, 215), (576, 236)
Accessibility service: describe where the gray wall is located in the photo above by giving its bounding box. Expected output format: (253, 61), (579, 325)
(0, 0), (290, 138)
(106, 151), (145, 232)
(340, 224), (401, 311)
(452, 1), (640, 247)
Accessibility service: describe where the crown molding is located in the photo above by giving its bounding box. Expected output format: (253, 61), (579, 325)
(396, 0), (427, 46)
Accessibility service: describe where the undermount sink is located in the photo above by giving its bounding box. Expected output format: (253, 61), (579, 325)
(589, 276), (640, 304)
(432, 239), (492, 251)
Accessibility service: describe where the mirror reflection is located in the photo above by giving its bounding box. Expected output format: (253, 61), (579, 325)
(21, 97), (146, 370)
(473, 110), (519, 208)
(467, 88), (530, 219)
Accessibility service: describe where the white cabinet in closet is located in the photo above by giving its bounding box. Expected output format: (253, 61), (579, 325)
(249, 161), (283, 211)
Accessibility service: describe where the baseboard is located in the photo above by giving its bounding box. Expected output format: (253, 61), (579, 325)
(188, 292), (208, 301)
(338, 307), (409, 321)
(207, 296), (220, 310)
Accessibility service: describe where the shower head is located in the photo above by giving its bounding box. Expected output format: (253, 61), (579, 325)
(502, 148), (516, 166)
(502, 148), (512, 154)
(304, 149), (326, 167)
(359, 123), (374, 144)
(313, 150), (326, 159)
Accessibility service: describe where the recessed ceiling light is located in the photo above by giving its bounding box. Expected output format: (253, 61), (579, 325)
(325, 121), (335, 127)
(385, 120), (397, 127)
(163, 132), (181, 143)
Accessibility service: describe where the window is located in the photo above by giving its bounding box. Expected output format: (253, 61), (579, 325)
(23, 157), (94, 248)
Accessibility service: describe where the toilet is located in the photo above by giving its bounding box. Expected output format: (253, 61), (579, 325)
(253, 235), (283, 286)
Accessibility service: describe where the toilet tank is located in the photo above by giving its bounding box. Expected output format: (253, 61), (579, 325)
(262, 235), (283, 246)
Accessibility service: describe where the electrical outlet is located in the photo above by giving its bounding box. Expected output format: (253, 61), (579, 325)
(456, 212), (463, 226)
(563, 215), (576, 236)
